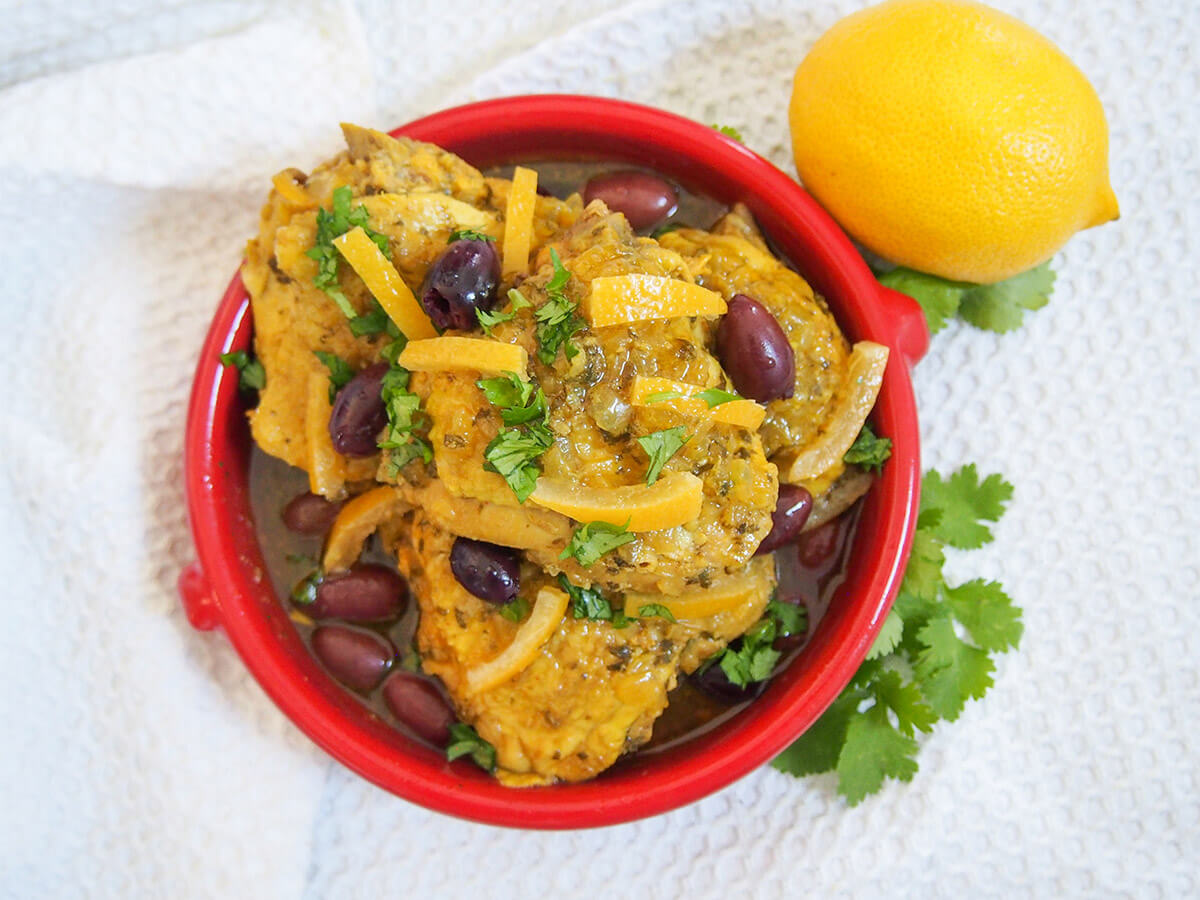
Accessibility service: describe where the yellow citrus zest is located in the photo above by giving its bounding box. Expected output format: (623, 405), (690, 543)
(465, 586), (568, 694)
(630, 375), (766, 430)
(623, 572), (763, 621)
(397, 336), (528, 378)
(306, 371), (347, 498)
(333, 226), (437, 339)
(322, 485), (407, 572)
(502, 166), (538, 277)
(586, 275), (727, 327)
(529, 472), (704, 532)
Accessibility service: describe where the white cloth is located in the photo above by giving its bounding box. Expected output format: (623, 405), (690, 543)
(1, 1), (1196, 896)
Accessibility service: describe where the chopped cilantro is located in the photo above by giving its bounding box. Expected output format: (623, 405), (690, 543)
(507, 288), (531, 309)
(476, 306), (514, 336)
(534, 249), (585, 365)
(219, 350), (266, 392)
(636, 426), (690, 485)
(711, 123), (744, 142)
(306, 185), (391, 319)
(348, 299), (401, 338)
(766, 598), (807, 638)
(377, 363), (432, 472)
(844, 424), (893, 473)
(559, 574), (614, 621)
(290, 568), (323, 605)
(498, 596), (530, 623)
(560, 520), (636, 568)
(637, 603), (676, 623)
(313, 351), (355, 404)
(879, 262), (1054, 334)
(447, 228), (494, 243)
(479, 372), (553, 502)
(772, 464), (1021, 805)
(446, 722), (496, 771)
(695, 387), (741, 408)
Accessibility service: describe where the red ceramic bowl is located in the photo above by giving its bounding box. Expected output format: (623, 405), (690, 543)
(179, 95), (928, 828)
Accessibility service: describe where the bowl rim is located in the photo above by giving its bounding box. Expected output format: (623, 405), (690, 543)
(182, 94), (926, 829)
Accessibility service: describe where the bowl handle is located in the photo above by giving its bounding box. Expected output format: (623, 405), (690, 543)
(178, 561), (223, 631)
(872, 284), (930, 367)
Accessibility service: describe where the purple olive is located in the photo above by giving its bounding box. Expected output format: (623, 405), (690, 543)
(449, 538), (519, 604)
(310, 564), (407, 621)
(382, 671), (455, 746)
(691, 653), (767, 704)
(582, 171), (678, 231)
(281, 491), (344, 536)
(716, 294), (796, 402)
(420, 238), (500, 331)
(311, 625), (394, 692)
(755, 485), (814, 555)
(328, 362), (389, 457)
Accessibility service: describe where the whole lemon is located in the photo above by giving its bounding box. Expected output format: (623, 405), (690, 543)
(788, 0), (1119, 284)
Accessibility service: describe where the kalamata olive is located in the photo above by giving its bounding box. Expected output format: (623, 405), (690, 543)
(755, 485), (814, 555)
(582, 171), (678, 231)
(691, 653), (767, 704)
(797, 519), (840, 568)
(311, 625), (394, 692)
(310, 564), (407, 621)
(328, 362), (389, 457)
(449, 537), (520, 604)
(715, 294), (796, 401)
(382, 671), (455, 746)
(420, 238), (500, 331)
(281, 491), (344, 536)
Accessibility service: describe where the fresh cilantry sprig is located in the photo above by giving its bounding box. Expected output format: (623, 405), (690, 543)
(378, 337), (433, 474)
(560, 520), (636, 567)
(637, 427), (691, 486)
(533, 249), (585, 365)
(844, 424), (892, 473)
(306, 185), (391, 319)
(713, 598), (807, 688)
(880, 262), (1054, 335)
(772, 464), (1021, 805)
(556, 575), (632, 628)
(313, 351), (355, 404)
(447, 228), (494, 243)
(478, 371), (554, 502)
(446, 722), (496, 771)
(476, 287), (530, 337)
(219, 350), (265, 392)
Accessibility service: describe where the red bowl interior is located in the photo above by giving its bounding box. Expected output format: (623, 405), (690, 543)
(182, 95), (927, 828)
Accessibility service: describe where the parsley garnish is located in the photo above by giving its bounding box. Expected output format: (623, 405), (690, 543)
(534, 249), (585, 365)
(695, 387), (741, 408)
(844, 424), (893, 473)
(290, 567), (323, 605)
(446, 723), (497, 771)
(475, 289), (530, 336)
(636, 426), (690, 485)
(879, 262), (1054, 335)
(637, 603), (677, 622)
(479, 371), (554, 501)
(447, 228), (494, 243)
(348, 298), (402, 339)
(558, 574), (614, 621)
(306, 185), (390, 319)
(772, 465), (1022, 804)
(714, 599), (804, 688)
(219, 350), (266, 392)
(498, 596), (530, 622)
(711, 123), (744, 142)
(560, 520), (636, 568)
(313, 351), (355, 404)
(377, 362), (432, 472)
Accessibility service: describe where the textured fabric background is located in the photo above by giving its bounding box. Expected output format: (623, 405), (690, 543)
(1, 1), (1196, 897)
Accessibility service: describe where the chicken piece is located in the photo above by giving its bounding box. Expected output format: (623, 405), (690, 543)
(384, 513), (775, 785)
(243, 124), (578, 488)
(408, 203), (779, 595)
(657, 209), (851, 461)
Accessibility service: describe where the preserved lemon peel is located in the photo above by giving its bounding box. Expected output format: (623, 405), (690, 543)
(465, 586), (569, 695)
(306, 371), (347, 498)
(623, 572), (762, 621)
(630, 376), (766, 430)
(586, 275), (727, 327)
(322, 485), (407, 571)
(332, 227), (437, 339)
(397, 336), (528, 378)
(529, 472), (703, 532)
(776, 341), (889, 484)
(502, 166), (538, 277)
(271, 169), (315, 208)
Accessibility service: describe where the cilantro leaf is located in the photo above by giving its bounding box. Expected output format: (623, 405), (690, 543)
(348, 299), (401, 338)
(476, 371), (533, 411)
(378, 363), (432, 472)
(476, 306), (515, 336)
(943, 579), (1023, 652)
(869, 670), (937, 737)
(695, 387), (741, 408)
(771, 693), (859, 777)
(912, 615), (996, 721)
(219, 350), (266, 392)
(533, 250), (585, 365)
(507, 288), (531, 309)
(560, 520), (635, 568)
(835, 703), (919, 805)
(921, 464), (1013, 549)
(636, 426), (690, 485)
(637, 603), (677, 622)
(711, 123), (744, 142)
(306, 185), (391, 319)
(558, 574), (613, 621)
(879, 262), (1054, 335)
(766, 598), (807, 638)
(446, 722), (496, 771)
(483, 426), (552, 502)
(865, 608), (903, 660)
(313, 351), (355, 404)
(290, 568), (323, 605)
(844, 424), (892, 473)
(447, 228), (494, 243)
(498, 596), (530, 623)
